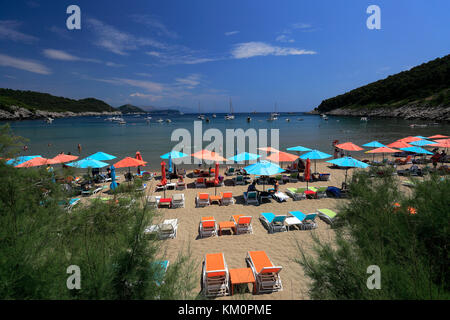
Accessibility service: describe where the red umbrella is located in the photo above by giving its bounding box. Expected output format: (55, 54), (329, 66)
(428, 134), (449, 139)
(386, 141), (412, 149)
(335, 142), (364, 152)
(161, 161), (167, 198)
(304, 158), (311, 189)
(398, 136), (421, 143)
(114, 157), (147, 168)
(214, 162), (219, 195)
(16, 157), (56, 168)
(135, 151), (143, 175)
(51, 153), (79, 163)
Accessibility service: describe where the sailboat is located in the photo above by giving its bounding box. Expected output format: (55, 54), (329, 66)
(267, 103), (278, 121)
(225, 98), (235, 120)
(197, 102), (205, 120)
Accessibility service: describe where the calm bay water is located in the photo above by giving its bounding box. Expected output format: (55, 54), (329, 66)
(3, 112), (449, 170)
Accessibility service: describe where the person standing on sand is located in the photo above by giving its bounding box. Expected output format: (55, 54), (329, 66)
(77, 144), (82, 154)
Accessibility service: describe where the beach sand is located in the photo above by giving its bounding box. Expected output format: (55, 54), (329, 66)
(78, 159), (420, 300)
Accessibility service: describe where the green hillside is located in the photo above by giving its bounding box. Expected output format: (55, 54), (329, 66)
(0, 88), (115, 113)
(117, 104), (146, 113)
(315, 54), (450, 113)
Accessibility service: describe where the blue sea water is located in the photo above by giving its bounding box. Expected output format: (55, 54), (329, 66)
(2, 112), (448, 170)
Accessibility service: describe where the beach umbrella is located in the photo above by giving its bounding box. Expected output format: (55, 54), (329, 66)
(135, 151), (144, 175)
(409, 139), (437, 147)
(161, 161), (167, 198)
(400, 146), (433, 155)
(265, 151), (299, 163)
(16, 157), (57, 168)
(227, 152), (261, 162)
(335, 142), (364, 156)
(362, 141), (385, 148)
(304, 158), (311, 189)
(168, 154), (173, 175)
(114, 157), (147, 168)
(243, 160), (285, 191)
(160, 150), (188, 159)
(432, 141), (450, 148)
(326, 157), (370, 185)
(88, 151), (116, 161)
(428, 134), (449, 139)
(365, 146), (400, 162)
(258, 147), (280, 153)
(67, 158), (109, 168)
(414, 136), (428, 139)
(386, 141), (412, 149)
(110, 165), (118, 190)
(214, 162), (219, 195)
(287, 145), (312, 152)
(191, 149), (227, 167)
(398, 136), (422, 143)
(299, 149), (332, 174)
(6, 155), (42, 166)
(51, 153), (79, 163)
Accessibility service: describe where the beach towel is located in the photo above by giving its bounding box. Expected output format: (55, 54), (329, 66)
(326, 186), (341, 198)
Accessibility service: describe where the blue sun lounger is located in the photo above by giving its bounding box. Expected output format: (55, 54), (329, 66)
(260, 212), (287, 233)
(288, 211), (318, 230)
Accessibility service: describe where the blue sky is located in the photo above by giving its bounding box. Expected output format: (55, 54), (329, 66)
(0, 0), (449, 112)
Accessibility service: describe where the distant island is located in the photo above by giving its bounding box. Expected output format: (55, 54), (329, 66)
(311, 54), (450, 121)
(0, 89), (181, 120)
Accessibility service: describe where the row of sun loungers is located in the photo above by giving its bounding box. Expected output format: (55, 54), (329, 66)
(202, 251), (282, 297)
(199, 215), (253, 238)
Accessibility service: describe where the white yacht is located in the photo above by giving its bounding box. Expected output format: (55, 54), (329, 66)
(197, 102), (205, 120)
(45, 117), (54, 124)
(360, 117), (368, 121)
(212, 114), (217, 118)
(225, 98), (235, 120)
(166, 119), (172, 123)
(156, 118), (164, 123)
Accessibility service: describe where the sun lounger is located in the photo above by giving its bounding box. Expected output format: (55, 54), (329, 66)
(232, 214), (253, 235)
(145, 218), (178, 239)
(246, 251), (282, 294)
(195, 177), (206, 188)
(192, 169), (201, 177)
(220, 192), (235, 205)
(259, 212), (287, 233)
(141, 172), (153, 181)
(286, 187), (308, 200)
(233, 175), (245, 185)
(155, 183), (166, 192)
(199, 216), (217, 238)
(225, 167), (236, 176)
(272, 191), (289, 202)
(196, 193), (210, 207)
(288, 173), (299, 183)
(402, 180), (415, 187)
(309, 186), (328, 198)
(146, 195), (161, 208)
(66, 198), (80, 211)
(317, 208), (338, 225)
(244, 191), (259, 205)
(319, 173), (331, 181)
(202, 253), (229, 297)
(176, 181), (186, 190)
(136, 183), (147, 192)
(395, 155), (413, 165)
(288, 211), (318, 230)
(171, 193), (185, 208)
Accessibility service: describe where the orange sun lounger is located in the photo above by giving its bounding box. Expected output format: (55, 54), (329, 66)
(199, 216), (217, 238)
(202, 253), (229, 297)
(232, 214), (253, 235)
(246, 251), (282, 294)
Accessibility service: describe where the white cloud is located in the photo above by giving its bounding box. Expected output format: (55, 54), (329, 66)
(105, 61), (124, 67)
(130, 92), (163, 101)
(87, 18), (166, 55)
(43, 49), (81, 61)
(175, 74), (201, 89)
(0, 53), (51, 75)
(0, 20), (38, 43)
(145, 51), (219, 65)
(275, 35), (295, 43)
(225, 31), (240, 36)
(292, 23), (312, 29)
(48, 26), (71, 39)
(135, 72), (152, 77)
(231, 42), (316, 59)
(130, 14), (178, 39)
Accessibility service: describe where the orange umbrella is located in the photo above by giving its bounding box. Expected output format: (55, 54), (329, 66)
(191, 149), (227, 162)
(433, 138), (450, 143)
(398, 136), (421, 143)
(265, 151), (299, 163)
(304, 159), (311, 189)
(16, 157), (56, 168)
(428, 134), (449, 139)
(335, 142), (364, 152)
(258, 147), (280, 153)
(366, 146), (400, 162)
(51, 153), (79, 163)
(114, 157), (147, 168)
(433, 141), (450, 148)
(386, 141), (412, 149)
(135, 151), (143, 175)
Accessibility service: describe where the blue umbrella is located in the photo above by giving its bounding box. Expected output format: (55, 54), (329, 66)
(160, 150), (188, 159)
(286, 145), (312, 152)
(299, 149), (332, 174)
(326, 157), (369, 185)
(409, 139), (437, 147)
(400, 146), (433, 155)
(88, 151), (116, 161)
(7, 155), (41, 166)
(244, 160), (284, 191)
(168, 154), (173, 173)
(228, 152), (261, 162)
(66, 158), (109, 168)
(362, 141), (385, 148)
(110, 165), (118, 190)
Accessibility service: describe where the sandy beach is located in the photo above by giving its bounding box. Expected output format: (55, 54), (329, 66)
(75, 157), (420, 300)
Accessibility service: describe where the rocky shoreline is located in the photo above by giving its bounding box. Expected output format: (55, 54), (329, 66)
(308, 104), (450, 122)
(0, 106), (122, 121)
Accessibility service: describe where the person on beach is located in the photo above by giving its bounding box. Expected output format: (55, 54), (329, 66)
(77, 144), (82, 154)
(23, 145), (28, 151)
(431, 152), (440, 170)
(247, 180), (259, 193)
(334, 147), (339, 159)
(106, 167), (111, 178)
(340, 149), (345, 158)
